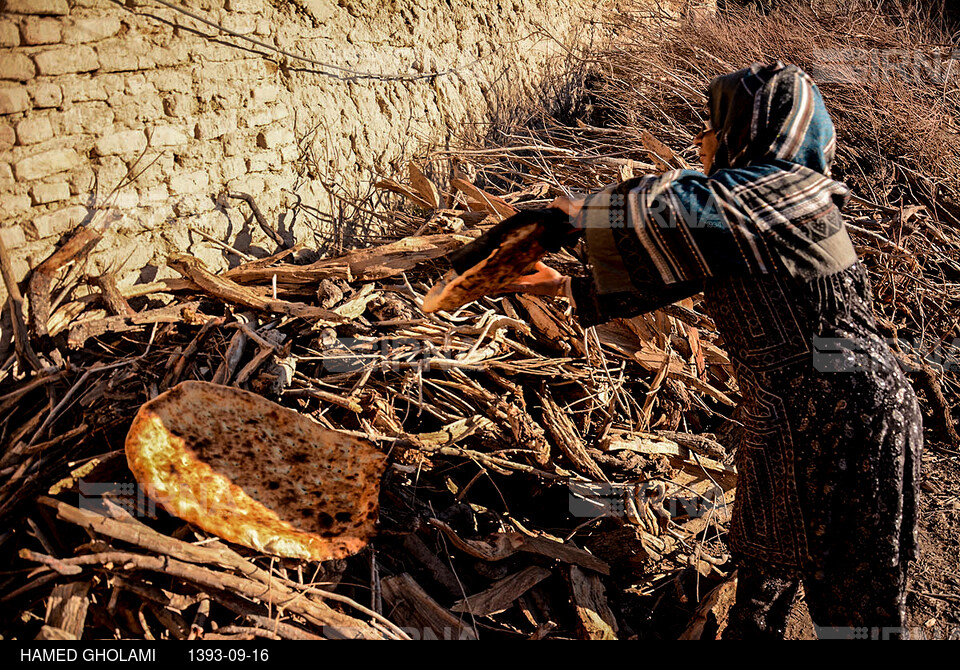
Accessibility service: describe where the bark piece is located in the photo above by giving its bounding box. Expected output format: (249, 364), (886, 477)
(540, 390), (607, 482)
(451, 566), (551, 616)
(381, 573), (477, 640)
(566, 565), (618, 640)
(44, 581), (90, 638)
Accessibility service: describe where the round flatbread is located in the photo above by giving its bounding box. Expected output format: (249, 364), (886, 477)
(125, 381), (386, 561)
(422, 222), (548, 313)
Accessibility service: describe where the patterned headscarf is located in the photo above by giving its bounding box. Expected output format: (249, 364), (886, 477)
(707, 61), (838, 176)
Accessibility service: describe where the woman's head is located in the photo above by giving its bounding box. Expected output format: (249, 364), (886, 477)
(703, 62), (837, 176)
(694, 119), (718, 174)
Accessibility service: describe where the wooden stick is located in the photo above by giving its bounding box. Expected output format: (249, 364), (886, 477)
(91, 273), (135, 317)
(67, 302), (202, 349)
(0, 234), (43, 371)
(167, 254), (343, 324)
(27, 226), (101, 337)
(225, 191), (285, 248)
(20, 548), (385, 639)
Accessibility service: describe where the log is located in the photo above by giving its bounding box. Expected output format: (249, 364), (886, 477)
(27, 225), (101, 337)
(0, 233), (42, 371)
(91, 273), (135, 317)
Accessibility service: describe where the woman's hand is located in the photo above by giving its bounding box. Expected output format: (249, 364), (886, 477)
(503, 262), (568, 297)
(550, 195), (585, 220)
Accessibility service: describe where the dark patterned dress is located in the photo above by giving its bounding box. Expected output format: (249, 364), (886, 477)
(568, 62), (924, 637)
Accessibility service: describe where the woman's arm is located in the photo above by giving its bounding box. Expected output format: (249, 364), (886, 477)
(508, 178), (718, 326)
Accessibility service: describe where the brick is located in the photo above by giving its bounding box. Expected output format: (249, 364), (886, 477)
(54, 106), (81, 134)
(246, 110), (273, 127)
(227, 174), (264, 195)
(279, 143), (298, 163)
(221, 132), (241, 156)
(124, 73), (151, 96)
(0, 86), (29, 114)
(33, 47), (99, 76)
(195, 110), (236, 140)
(147, 125), (187, 147)
(134, 94), (164, 124)
(0, 20), (20, 47)
(251, 84), (280, 104)
(94, 129), (147, 156)
(0, 225), (27, 249)
(127, 150), (165, 187)
(0, 53), (35, 81)
(256, 127), (294, 149)
(29, 82), (62, 108)
(138, 184), (167, 204)
(110, 190), (139, 209)
(15, 116), (53, 145)
(19, 17), (60, 45)
(148, 45), (186, 69)
(0, 125), (13, 150)
(14, 148), (80, 180)
(95, 40), (140, 73)
(95, 155), (126, 188)
(0, 161), (13, 187)
(78, 102), (113, 132)
(67, 166), (93, 194)
(149, 69), (192, 93)
(220, 156), (244, 180)
(60, 76), (106, 102)
(108, 94), (145, 127)
(199, 43), (238, 64)
(173, 193), (215, 217)
(3, 0), (69, 15)
(246, 151), (278, 172)
(0, 194), (31, 217)
(63, 16), (121, 44)
(168, 169), (209, 195)
(30, 181), (70, 204)
(271, 105), (288, 123)
(221, 12), (256, 35)
(99, 73), (124, 99)
(162, 93), (197, 118)
(30, 205), (88, 240)
(213, 59), (265, 82)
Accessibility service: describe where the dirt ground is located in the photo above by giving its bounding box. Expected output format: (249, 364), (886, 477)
(778, 440), (960, 640)
(906, 444), (960, 639)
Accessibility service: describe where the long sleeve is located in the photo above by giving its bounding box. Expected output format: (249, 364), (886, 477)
(568, 165), (858, 327)
(570, 170), (737, 327)
(569, 274), (703, 328)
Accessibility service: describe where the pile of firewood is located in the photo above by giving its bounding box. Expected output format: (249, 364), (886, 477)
(0, 160), (751, 640)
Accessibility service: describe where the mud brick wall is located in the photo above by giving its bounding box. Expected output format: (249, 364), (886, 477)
(1, 0), (635, 306)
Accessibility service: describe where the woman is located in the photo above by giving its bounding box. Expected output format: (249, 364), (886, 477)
(510, 62), (923, 639)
